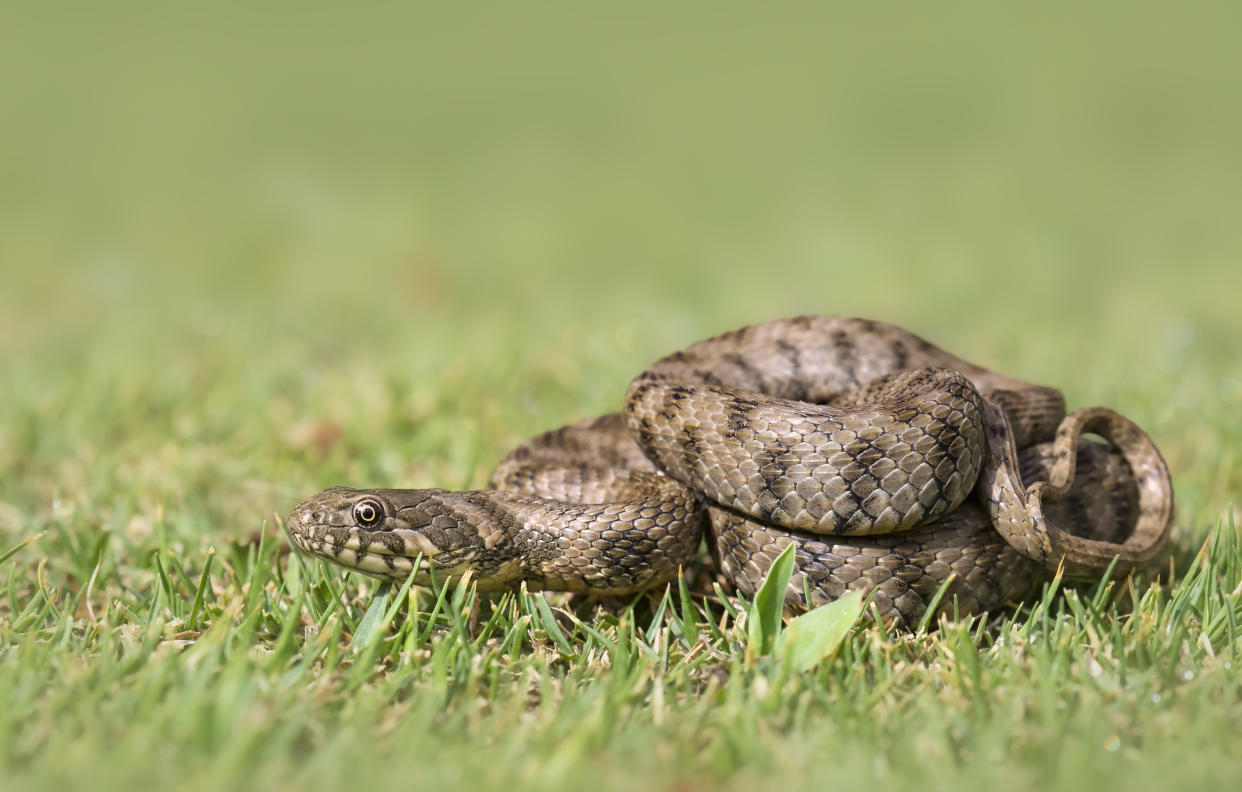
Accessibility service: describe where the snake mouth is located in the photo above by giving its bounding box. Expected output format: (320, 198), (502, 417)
(288, 523), (491, 586)
(328, 546), (426, 581)
(288, 526), (438, 582)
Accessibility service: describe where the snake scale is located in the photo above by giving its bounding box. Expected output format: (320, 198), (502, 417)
(286, 316), (1173, 625)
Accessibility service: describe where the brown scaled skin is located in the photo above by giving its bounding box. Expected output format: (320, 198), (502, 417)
(286, 316), (1173, 627)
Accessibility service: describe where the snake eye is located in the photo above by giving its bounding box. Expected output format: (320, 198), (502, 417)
(352, 497), (384, 528)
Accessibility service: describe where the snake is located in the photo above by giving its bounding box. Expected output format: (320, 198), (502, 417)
(285, 316), (1173, 626)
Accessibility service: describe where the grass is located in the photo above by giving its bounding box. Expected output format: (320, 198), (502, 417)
(2, 1), (1241, 789)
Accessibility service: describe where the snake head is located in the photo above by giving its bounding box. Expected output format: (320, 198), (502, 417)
(285, 486), (486, 584)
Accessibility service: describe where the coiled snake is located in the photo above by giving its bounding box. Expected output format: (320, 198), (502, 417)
(286, 317), (1173, 625)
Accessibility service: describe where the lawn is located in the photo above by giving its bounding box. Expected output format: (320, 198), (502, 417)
(1, 2), (1240, 790)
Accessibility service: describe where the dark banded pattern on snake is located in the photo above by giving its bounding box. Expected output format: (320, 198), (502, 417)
(285, 316), (1173, 626)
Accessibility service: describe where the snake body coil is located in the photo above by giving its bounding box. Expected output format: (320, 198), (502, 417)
(286, 317), (1172, 625)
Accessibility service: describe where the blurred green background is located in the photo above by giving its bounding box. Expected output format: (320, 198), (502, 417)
(1, 0), (1238, 548)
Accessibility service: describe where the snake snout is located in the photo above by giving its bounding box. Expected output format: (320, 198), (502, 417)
(292, 505), (321, 526)
(285, 487), (360, 544)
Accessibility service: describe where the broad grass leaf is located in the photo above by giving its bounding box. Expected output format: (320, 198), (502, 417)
(779, 590), (864, 672)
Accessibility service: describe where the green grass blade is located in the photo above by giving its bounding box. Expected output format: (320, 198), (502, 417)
(746, 542), (796, 662)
